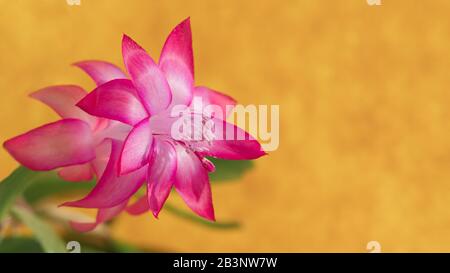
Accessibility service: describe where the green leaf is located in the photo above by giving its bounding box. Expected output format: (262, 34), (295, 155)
(164, 204), (240, 229)
(208, 158), (254, 182)
(23, 175), (94, 205)
(0, 166), (40, 221)
(0, 166), (93, 220)
(11, 206), (66, 253)
(0, 159), (248, 237)
(0, 236), (43, 253)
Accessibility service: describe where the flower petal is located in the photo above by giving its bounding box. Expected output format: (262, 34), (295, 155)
(122, 35), (172, 115)
(30, 85), (95, 125)
(147, 138), (177, 218)
(70, 201), (128, 232)
(126, 196), (149, 215)
(193, 86), (237, 117)
(4, 119), (95, 171)
(92, 120), (132, 148)
(159, 18), (194, 106)
(119, 119), (153, 175)
(201, 157), (216, 173)
(174, 144), (215, 221)
(73, 60), (127, 86)
(62, 140), (146, 208)
(58, 163), (93, 182)
(76, 79), (148, 126)
(91, 138), (112, 177)
(192, 118), (266, 160)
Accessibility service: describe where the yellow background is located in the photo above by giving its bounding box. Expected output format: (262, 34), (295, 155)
(2, 0), (450, 252)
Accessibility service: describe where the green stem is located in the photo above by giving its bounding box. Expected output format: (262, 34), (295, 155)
(10, 206), (66, 253)
(164, 204), (240, 229)
(0, 166), (42, 221)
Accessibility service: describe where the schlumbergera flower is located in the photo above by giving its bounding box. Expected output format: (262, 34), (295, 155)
(3, 61), (135, 232)
(4, 18), (266, 232)
(3, 61), (130, 180)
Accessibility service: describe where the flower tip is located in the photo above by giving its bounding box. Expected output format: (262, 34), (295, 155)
(122, 33), (131, 42)
(75, 95), (92, 115)
(152, 211), (160, 219)
(28, 87), (47, 99)
(121, 34), (145, 55)
(71, 61), (82, 67)
(71, 61), (91, 70)
(208, 214), (216, 222)
(175, 17), (192, 32)
(3, 138), (20, 163)
(3, 138), (10, 149)
(2, 141), (15, 160)
(57, 202), (68, 208)
(59, 200), (83, 208)
(122, 34), (134, 47)
(204, 208), (216, 222)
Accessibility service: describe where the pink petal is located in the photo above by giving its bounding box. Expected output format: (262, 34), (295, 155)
(4, 119), (95, 171)
(92, 120), (132, 147)
(147, 138), (177, 218)
(126, 196), (149, 215)
(159, 18), (194, 106)
(62, 140), (146, 208)
(201, 157), (216, 173)
(91, 139), (112, 177)
(119, 119), (153, 175)
(193, 86), (237, 117)
(192, 118), (266, 160)
(174, 144), (215, 221)
(70, 201), (128, 233)
(58, 163), (93, 182)
(30, 85), (95, 125)
(148, 112), (179, 135)
(76, 79), (148, 126)
(122, 35), (172, 115)
(73, 60), (127, 86)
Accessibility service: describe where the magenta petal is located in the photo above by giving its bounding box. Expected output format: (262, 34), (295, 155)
(62, 140), (146, 208)
(4, 119), (95, 171)
(193, 86), (237, 117)
(160, 18), (194, 77)
(174, 144), (215, 221)
(192, 119), (266, 160)
(73, 60), (127, 86)
(122, 35), (172, 115)
(119, 119), (153, 175)
(70, 201), (128, 232)
(147, 139), (177, 218)
(159, 18), (194, 106)
(92, 121), (132, 151)
(30, 85), (95, 125)
(201, 157), (216, 173)
(58, 163), (93, 182)
(126, 196), (149, 215)
(178, 180), (215, 221)
(91, 139), (112, 177)
(77, 79), (148, 126)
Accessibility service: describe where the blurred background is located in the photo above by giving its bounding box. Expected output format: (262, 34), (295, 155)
(2, 0), (450, 252)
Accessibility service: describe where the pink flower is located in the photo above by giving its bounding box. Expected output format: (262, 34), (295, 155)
(3, 61), (130, 181)
(66, 18), (266, 222)
(4, 18), (266, 231)
(3, 61), (138, 232)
